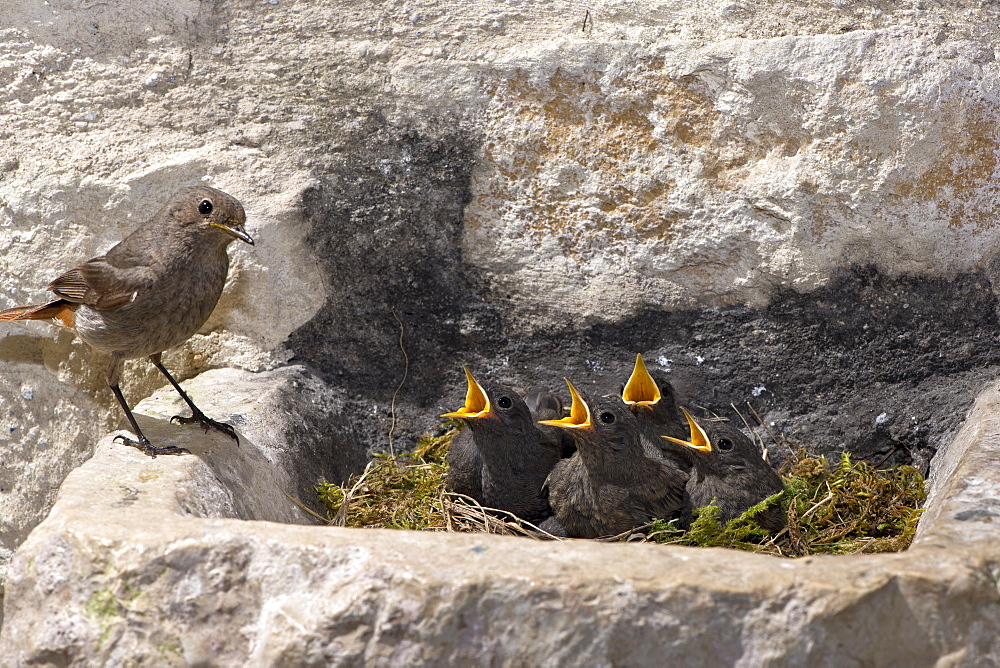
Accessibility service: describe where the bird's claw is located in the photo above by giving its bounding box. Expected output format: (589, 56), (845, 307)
(113, 434), (191, 458)
(171, 412), (240, 446)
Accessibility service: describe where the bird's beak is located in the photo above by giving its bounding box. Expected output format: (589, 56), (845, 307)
(441, 367), (492, 419)
(622, 352), (661, 407)
(211, 222), (255, 245)
(538, 379), (592, 430)
(662, 407), (713, 452)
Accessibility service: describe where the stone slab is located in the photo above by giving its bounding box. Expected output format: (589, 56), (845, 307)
(1, 371), (998, 664)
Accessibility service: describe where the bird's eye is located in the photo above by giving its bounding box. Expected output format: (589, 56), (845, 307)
(718, 438), (734, 451)
(199, 199), (213, 215)
(496, 396), (513, 410)
(599, 411), (616, 425)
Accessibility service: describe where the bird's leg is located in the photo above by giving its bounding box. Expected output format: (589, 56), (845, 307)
(109, 384), (191, 458)
(149, 354), (240, 446)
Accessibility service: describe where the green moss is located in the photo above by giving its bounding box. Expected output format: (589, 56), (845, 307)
(156, 641), (184, 658)
(84, 573), (146, 647)
(779, 449), (926, 556)
(649, 491), (784, 551)
(316, 429), (453, 530)
(649, 449), (926, 556)
(85, 585), (121, 647)
(316, 427), (926, 557)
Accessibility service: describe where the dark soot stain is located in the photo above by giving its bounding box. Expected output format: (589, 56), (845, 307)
(288, 117), (1000, 473)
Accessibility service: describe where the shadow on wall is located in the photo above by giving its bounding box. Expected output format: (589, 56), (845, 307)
(287, 115), (499, 408)
(286, 116), (1000, 473)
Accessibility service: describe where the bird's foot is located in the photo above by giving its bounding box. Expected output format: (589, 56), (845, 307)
(171, 411), (240, 446)
(113, 434), (191, 458)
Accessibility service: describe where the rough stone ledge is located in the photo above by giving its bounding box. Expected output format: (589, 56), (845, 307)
(1, 375), (999, 665)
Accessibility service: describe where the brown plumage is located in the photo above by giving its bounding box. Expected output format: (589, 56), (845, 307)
(664, 409), (786, 532)
(539, 380), (688, 539)
(442, 369), (561, 522)
(522, 384), (576, 458)
(0, 185), (253, 457)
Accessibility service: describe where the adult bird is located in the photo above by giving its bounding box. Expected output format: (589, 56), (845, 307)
(539, 379), (688, 539)
(0, 186), (253, 457)
(442, 368), (561, 522)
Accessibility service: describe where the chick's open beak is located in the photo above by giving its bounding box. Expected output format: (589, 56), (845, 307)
(661, 407), (713, 452)
(538, 379), (591, 430)
(622, 353), (661, 407)
(441, 367), (491, 419)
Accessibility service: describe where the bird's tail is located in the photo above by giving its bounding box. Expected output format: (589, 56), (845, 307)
(0, 300), (76, 327)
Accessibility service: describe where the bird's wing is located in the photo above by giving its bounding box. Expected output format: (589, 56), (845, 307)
(627, 462), (688, 519)
(444, 429), (484, 498)
(543, 457), (574, 486)
(48, 255), (157, 310)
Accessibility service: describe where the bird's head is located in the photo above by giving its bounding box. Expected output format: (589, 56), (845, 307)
(539, 379), (641, 454)
(170, 186), (253, 246)
(662, 408), (763, 474)
(441, 367), (533, 435)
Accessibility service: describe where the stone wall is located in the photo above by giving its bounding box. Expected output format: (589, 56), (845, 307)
(3, 0), (1000, 641)
(1, 367), (998, 663)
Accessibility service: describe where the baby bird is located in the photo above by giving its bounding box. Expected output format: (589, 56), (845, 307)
(442, 368), (561, 522)
(663, 408), (786, 532)
(522, 384), (576, 458)
(539, 380), (688, 539)
(621, 353), (688, 441)
(621, 353), (691, 471)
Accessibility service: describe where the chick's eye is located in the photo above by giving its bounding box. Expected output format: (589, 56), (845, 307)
(496, 396), (513, 410)
(199, 199), (213, 216)
(718, 438), (734, 451)
(599, 411), (616, 425)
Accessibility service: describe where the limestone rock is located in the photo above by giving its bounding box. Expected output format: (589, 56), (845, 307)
(0, 347), (114, 587)
(129, 365), (366, 523)
(4, 0), (1000, 645)
(463, 27), (1000, 326)
(1, 376), (999, 663)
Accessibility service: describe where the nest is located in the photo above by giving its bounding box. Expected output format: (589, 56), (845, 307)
(313, 426), (926, 557)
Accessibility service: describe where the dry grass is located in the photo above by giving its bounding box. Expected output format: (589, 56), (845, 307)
(315, 424), (927, 557)
(316, 427), (558, 538)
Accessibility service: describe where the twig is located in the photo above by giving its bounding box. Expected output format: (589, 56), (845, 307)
(387, 308), (409, 457)
(441, 490), (455, 533)
(800, 490), (834, 522)
(441, 492), (563, 540)
(333, 459), (380, 526)
(281, 488), (329, 523)
(732, 402), (767, 461)
(747, 401), (781, 447)
(690, 403), (726, 421)
(593, 522), (656, 542)
(582, 8), (590, 32)
(871, 448), (896, 470)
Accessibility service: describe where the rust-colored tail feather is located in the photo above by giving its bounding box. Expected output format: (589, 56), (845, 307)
(0, 300), (76, 328)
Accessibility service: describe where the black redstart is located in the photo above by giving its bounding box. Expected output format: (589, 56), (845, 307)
(442, 368), (561, 522)
(0, 185), (253, 457)
(539, 379), (688, 539)
(663, 408), (786, 532)
(522, 384), (576, 458)
(621, 352), (691, 468)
